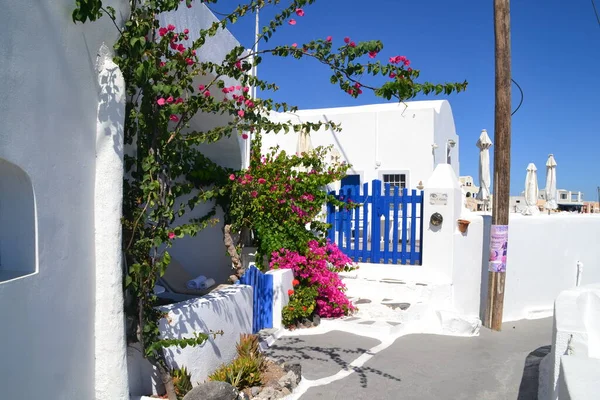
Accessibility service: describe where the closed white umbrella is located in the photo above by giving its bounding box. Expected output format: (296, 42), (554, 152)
(522, 163), (540, 215)
(545, 154), (558, 212)
(476, 129), (493, 211)
(295, 128), (314, 173)
(326, 148), (342, 194)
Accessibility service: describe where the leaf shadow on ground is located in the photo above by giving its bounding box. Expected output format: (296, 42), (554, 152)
(266, 336), (402, 388)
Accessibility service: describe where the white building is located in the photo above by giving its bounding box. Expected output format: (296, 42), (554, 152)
(459, 175), (479, 198)
(0, 2), (244, 399)
(263, 100), (459, 191)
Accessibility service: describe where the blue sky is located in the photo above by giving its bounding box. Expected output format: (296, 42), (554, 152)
(216, 0), (600, 199)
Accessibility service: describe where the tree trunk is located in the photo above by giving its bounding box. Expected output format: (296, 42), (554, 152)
(224, 224), (243, 280)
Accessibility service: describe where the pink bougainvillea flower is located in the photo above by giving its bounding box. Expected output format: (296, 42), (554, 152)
(389, 55), (402, 64)
(157, 98), (166, 106)
(326, 36), (332, 42)
(198, 84), (205, 90)
(168, 232), (175, 239)
(158, 27), (168, 36)
(344, 36), (350, 43)
(229, 174), (236, 181)
(235, 61), (242, 70)
(258, 178), (266, 184)
(349, 41), (356, 48)
(243, 86), (250, 93)
(203, 90), (211, 97)
(159, 61), (166, 67)
(354, 82), (361, 88)
(237, 110), (245, 118)
(166, 96), (174, 103)
(236, 85), (241, 91)
(185, 58), (194, 65)
(177, 44), (185, 52)
(169, 115), (179, 122)
(167, 24), (176, 31)
(288, 19), (297, 25)
(183, 28), (189, 34)
(287, 289), (294, 296)
(407, 67), (412, 72)
(175, 98), (184, 104)
(184, 35), (189, 40)
(389, 72), (396, 78)
(170, 42), (178, 50)
(368, 51), (378, 58)
(251, 191), (258, 198)
(292, 279), (300, 286)
(404, 59), (411, 66)
(187, 3), (192, 8)
(242, 133), (249, 139)
(222, 87), (230, 94)
(291, 43), (297, 48)
(191, 49), (196, 55)
(295, 8), (305, 16)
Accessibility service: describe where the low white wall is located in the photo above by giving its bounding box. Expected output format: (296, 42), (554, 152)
(538, 284), (600, 400)
(451, 213), (600, 322)
(267, 269), (294, 329)
(557, 356), (600, 400)
(128, 285), (253, 395)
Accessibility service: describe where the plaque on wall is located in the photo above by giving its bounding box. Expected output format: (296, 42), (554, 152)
(429, 192), (448, 206)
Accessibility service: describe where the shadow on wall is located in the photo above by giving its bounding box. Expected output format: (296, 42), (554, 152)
(479, 215), (492, 321)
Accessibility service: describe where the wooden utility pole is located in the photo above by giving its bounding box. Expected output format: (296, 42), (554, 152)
(484, 0), (512, 331)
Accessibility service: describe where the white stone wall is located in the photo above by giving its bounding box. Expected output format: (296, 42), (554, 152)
(262, 100), (458, 190)
(0, 1), (129, 398)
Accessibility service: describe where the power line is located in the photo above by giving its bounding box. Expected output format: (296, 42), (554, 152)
(592, 0), (600, 27)
(511, 78), (524, 115)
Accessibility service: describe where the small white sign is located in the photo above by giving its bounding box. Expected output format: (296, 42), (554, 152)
(429, 192), (448, 206)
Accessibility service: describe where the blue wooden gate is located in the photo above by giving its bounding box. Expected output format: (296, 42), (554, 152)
(239, 266), (273, 333)
(327, 180), (424, 265)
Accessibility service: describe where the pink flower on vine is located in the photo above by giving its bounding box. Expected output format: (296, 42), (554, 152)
(291, 43), (297, 48)
(175, 98), (184, 104)
(198, 84), (205, 90)
(168, 232), (175, 239)
(159, 27), (168, 36)
(389, 72), (396, 78)
(186, 58), (193, 65)
(407, 67), (412, 72)
(159, 61), (166, 67)
(349, 41), (356, 48)
(229, 174), (235, 181)
(222, 87), (230, 94)
(167, 96), (174, 103)
(235, 61), (242, 70)
(258, 178), (266, 184)
(177, 44), (185, 53)
(251, 191), (258, 198)
(191, 50), (196, 55)
(344, 37), (350, 43)
(243, 86), (250, 93)
(169, 115), (179, 122)
(295, 8), (305, 16)
(170, 42), (178, 50)
(203, 90), (211, 97)
(157, 98), (166, 106)
(368, 51), (378, 58)
(326, 36), (332, 42)
(237, 110), (245, 118)
(167, 24), (176, 31)
(288, 19), (297, 25)
(242, 133), (249, 139)
(183, 28), (189, 34)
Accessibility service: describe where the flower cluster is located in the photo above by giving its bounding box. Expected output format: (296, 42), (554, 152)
(270, 239), (357, 319)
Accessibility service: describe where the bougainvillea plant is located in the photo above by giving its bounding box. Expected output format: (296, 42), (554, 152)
(271, 239), (358, 326)
(73, 0), (466, 398)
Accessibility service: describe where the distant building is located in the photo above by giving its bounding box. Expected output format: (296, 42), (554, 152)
(582, 201), (600, 213)
(459, 176), (479, 198)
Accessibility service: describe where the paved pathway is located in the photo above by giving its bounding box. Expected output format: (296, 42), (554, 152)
(266, 318), (552, 400)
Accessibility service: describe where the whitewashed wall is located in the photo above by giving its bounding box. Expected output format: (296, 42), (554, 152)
(262, 100), (458, 190)
(450, 213), (600, 322)
(0, 1), (128, 399)
(156, 4), (244, 286)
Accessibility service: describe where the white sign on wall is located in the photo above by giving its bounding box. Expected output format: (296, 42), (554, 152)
(429, 192), (448, 206)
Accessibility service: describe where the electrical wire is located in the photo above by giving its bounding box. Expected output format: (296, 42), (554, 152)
(511, 78), (524, 116)
(592, 0), (600, 27)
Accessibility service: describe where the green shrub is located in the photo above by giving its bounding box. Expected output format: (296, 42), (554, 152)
(209, 334), (265, 390)
(171, 366), (192, 399)
(282, 285), (318, 328)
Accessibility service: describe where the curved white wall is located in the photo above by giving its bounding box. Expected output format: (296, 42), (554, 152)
(0, 1), (128, 398)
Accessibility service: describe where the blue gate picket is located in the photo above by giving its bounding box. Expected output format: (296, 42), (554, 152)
(327, 179), (423, 265)
(239, 266), (273, 333)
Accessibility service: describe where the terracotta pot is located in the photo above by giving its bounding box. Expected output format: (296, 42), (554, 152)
(457, 219), (471, 233)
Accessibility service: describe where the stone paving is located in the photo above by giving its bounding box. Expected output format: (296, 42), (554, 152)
(266, 318), (552, 400)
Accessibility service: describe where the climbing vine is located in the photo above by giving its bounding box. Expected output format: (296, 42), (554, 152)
(73, 0), (466, 398)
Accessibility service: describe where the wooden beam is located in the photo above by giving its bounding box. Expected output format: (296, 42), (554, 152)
(484, 0), (512, 331)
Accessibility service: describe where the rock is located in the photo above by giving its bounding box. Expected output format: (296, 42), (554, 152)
(312, 314), (321, 326)
(257, 386), (276, 399)
(250, 386), (261, 397)
(237, 391), (249, 400)
(278, 370), (298, 390)
(283, 363), (302, 385)
(183, 381), (239, 400)
(301, 318), (313, 328)
(355, 298), (372, 304)
(280, 387), (291, 396)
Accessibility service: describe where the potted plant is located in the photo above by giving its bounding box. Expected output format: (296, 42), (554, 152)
(457, 219), (471, 233)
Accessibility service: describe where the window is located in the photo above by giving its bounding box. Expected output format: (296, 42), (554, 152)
(0, 159), (36, 282)
(382, 174), (406, 189)
(560, 193), (568, 200)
